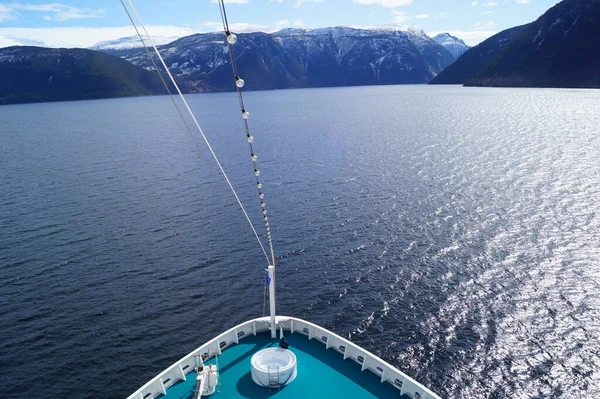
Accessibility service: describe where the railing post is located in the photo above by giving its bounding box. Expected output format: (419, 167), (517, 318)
(361, 356), (368, 372)
(381, 367), (387, 383)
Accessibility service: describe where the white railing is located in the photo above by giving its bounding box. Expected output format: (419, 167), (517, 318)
(126, 316), (442, 399)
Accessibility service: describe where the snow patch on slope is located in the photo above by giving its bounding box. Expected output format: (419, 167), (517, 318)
(91, 35), (180, 51)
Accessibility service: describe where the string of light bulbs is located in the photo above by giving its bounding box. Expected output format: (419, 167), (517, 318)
(217, 0), (276, 267)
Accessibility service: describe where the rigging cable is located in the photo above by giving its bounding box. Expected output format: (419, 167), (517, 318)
(119, 1), (258, 243)
(217, 0), (276, 267)
(119, 0), (196, 153)
(121, 0), (271, 264)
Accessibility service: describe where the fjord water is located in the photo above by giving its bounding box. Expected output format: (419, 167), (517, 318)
(1, 85), (599, 399)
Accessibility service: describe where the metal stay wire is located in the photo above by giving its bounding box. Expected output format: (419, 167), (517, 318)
(121, 0), (271, 264)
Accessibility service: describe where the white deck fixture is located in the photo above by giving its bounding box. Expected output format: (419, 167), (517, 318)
(191, 364), (218, 398)
(251, 348), (297, 388)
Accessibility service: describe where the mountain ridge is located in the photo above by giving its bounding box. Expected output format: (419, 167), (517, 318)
(119, 26), (458, 92)
(466, 0), (600, 88)
(0, 46), (166, 105)
(431, 0), (600, 88)
(429, 25), (529, 85)
(1, 27), (468, 105)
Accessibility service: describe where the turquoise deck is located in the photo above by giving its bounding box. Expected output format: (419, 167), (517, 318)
(162, 332), (408, 399)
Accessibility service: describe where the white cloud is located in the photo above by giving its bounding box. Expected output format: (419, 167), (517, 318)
(0, 20), (311, 48)
(0, 2), (105, 22)
(353, 0), (412, 7)
(202, 21), (272, 32)
(415, 14), (428, 19)
(209, 0), (249, 3)
(274, 19), (305, 28)
(515, 0), (530, 3)
(294, 0), (323, 7)
(0, 36), (20, 47)
(392, 11), (412, 23)
(428, 29), (498, 46)
(0, 25), (198, 48)
(0, 4), (15, 22)
(482, 1), (499, 6)
(475, 20), (498, 29)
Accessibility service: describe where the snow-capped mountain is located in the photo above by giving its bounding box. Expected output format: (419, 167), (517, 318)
(91, 35), (180, 52)
(272, 27), (455, 86)
(432, 33), (470, 59)
(118, 26), (459, 92)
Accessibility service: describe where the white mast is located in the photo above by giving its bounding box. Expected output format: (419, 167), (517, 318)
(267, 265), (276, 338)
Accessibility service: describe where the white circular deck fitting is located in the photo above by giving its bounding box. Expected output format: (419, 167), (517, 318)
(251, 348), (297, 388)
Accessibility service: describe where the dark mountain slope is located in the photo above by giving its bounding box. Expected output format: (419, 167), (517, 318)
(429, 25), (529, 85)
(0, 47), (166, 105)
(467, 0), (600, 88)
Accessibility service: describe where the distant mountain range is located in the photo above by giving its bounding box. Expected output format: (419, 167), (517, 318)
(3, 0), (599, 107)
(119, 27), (458, 92)
(0, 47), (165, 105)
(0, 27), (463, 105)
(431, 0), (600, 88)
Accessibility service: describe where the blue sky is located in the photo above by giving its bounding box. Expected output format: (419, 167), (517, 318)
(0, 0), (561, 48)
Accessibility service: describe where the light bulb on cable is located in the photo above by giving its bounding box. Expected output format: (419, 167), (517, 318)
(242, 110), (250, 119)
(247, 135), (254, 143)
(235, 76), (245, 88)
(255, 169), (261, 177)
(226, 32), (237, 45)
